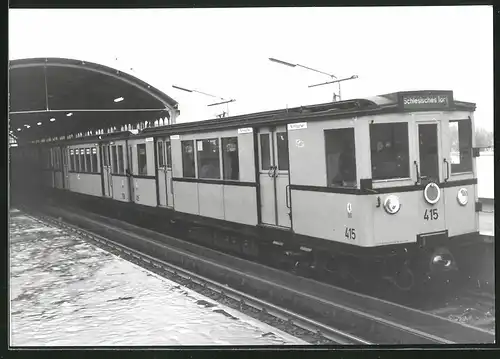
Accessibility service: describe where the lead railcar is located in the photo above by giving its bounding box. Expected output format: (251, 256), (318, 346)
(17, 90), (481, 291)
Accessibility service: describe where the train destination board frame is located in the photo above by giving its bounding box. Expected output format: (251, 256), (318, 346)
(398, 90), (454, 111)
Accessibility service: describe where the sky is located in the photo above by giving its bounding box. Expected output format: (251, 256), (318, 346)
(9, 6), (493, 130)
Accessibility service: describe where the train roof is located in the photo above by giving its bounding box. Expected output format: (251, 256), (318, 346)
(141, 90), (475, 136)
(26, 89), (476, 146)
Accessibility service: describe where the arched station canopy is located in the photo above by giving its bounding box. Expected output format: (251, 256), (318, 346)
(9, 57), (179, 143)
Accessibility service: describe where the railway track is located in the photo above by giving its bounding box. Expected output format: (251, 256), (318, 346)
(20, 208), (366, 345)
(16, 203), (495, 345)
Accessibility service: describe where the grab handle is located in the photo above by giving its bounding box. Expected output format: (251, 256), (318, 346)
(414, 160), (420, 185)
(443, 158), (450, 182)
(285, 185), (291, 209)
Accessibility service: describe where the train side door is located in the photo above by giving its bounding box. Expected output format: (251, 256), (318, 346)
(127, 143), (135, 202)
(414, 115), (446, 232)
(157, 139), (168, 207)
(102, 144), (113, 198)
(156, 138), (174, 208)
(165, 139), (174, 207)
(258, 126), (291, 229)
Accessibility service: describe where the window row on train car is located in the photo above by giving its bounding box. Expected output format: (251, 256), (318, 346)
(323, 119), (473, 188)
(102, 144), (126, 175)
(181, 136), (240, 181)
(37, 116), (472, 185)
(68, 147), (99, 173)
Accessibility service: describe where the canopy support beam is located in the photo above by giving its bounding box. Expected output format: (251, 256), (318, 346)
(9, 108), (168, 115)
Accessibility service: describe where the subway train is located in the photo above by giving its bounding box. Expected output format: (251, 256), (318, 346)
(11, 90), (484, 290)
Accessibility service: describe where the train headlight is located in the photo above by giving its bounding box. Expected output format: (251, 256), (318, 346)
(457, 188), (468, 206)
(423, 182), (441, 205)
(383, 195), (401, 214)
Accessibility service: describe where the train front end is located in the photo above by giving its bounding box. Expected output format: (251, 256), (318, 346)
(365, 91), (481, 285)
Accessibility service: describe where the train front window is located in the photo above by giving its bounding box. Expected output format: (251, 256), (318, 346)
(418, 124), (439, 181)
(449, 119), (472, 173)
(370, 123), (410, 180)
(222, 137), (239, 180)
(181, 140), (195, 178)
(325, 128), (357, 187)
(137, 144), (147, 175)
(197, 138), (221, 180)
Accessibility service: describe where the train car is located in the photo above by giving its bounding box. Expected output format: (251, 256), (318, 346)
(23, 90), (483, 290)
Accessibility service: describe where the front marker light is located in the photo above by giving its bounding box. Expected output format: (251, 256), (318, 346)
(384, 195), (401, 214)
(457, 188), (468, 206)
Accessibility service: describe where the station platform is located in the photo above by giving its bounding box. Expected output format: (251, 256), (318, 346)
(9, 209), (306, 346)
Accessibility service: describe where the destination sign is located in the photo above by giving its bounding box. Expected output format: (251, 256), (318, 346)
(400, 93), (452, 110)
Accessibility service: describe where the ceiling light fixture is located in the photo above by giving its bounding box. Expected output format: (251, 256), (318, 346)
(37, 122), (42, 125)
(17, 128), (21, 131)
(50, 118), (56, 122)
(25, 125), (30, 128)
(66, 112), (73, 117)
(114, 97), (124, 103)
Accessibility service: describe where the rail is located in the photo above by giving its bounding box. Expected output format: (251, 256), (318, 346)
(17, 203), (495, 345)
(21, 208), (367, 345)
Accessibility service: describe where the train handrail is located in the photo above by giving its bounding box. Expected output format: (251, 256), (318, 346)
(443, 158), (450, 182)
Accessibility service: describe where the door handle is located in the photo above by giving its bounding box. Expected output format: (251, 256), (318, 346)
(285, 185), (291, 209)
(268, 166), (274, 178)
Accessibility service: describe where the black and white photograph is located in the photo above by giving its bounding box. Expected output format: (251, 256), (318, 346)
(8, 5), (495, 347)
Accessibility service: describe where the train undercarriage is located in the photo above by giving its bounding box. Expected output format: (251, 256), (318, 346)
(14, 186), (483, 294)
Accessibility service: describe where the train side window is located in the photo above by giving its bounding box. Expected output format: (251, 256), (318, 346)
(197, 138), (221, 180)
(117, 146), (124, 174)
(70, 149), (75, 171)
(222, 137), (239, 180)
(449, 119), (472, 173)
(157, 141), (165, 168)
(79, 148), (86, 172)
(128, 146), (134, 174)
(102, 146), (109, 166)
(54, 149), (59, 170)
(370, 123), (410, 180)
(57, 148), (62, 170)
(182, 140), (195, 178)
(325, 128), (357, 187)
(276, 132), (289, 171)
(85, 148), (91, 173)
(111, 145), (118, 174)
(91, 147), (98, 173)
(75, 149), (80, 172)
(137, 143), (147, 175)
(260, 134), (271, 170)
(48, 149), (53, 169)
(166, 141), (172, 169)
